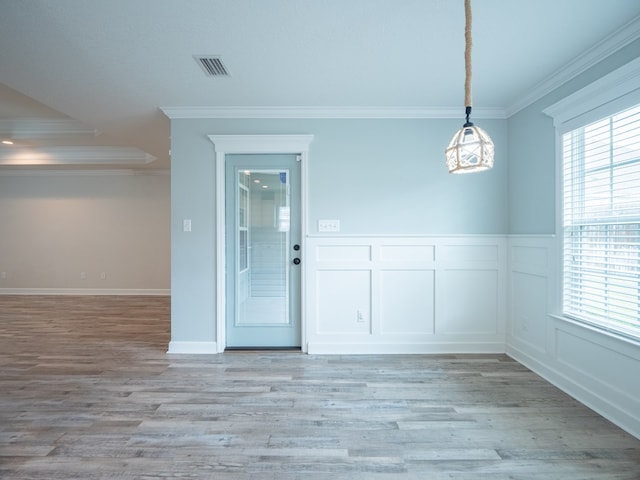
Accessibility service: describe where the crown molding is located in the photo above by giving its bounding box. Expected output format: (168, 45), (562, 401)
(505, 14), (640, 117)
(161, 106), (507, 120)
(0, 118), (98, 138)
(0, 146), (156, 166)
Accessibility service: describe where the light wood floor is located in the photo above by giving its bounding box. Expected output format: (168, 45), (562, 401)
(1, 295), (639, 479)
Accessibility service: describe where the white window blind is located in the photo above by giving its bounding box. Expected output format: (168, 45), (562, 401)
(562, 103), (640, 339)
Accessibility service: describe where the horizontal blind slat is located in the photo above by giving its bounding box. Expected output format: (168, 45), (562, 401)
(561, 102), (640, 339)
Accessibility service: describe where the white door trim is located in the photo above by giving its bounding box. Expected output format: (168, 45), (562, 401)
(208, 134), (314, 353)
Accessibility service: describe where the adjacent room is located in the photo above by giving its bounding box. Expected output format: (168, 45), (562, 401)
(1, 1), (639, 478)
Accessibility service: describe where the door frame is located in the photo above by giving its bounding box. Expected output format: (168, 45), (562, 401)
(208, 134), (314, 353)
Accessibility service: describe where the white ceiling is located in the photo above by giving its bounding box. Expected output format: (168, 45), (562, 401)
(1, 0), (639, 170)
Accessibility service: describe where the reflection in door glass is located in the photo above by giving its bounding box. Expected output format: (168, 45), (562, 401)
(236, 169), (290, 325)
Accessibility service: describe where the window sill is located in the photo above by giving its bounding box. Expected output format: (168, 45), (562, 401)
(549, 313), (640, 351)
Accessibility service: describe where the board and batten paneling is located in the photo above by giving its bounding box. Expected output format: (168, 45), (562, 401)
(305, 235), (507, 354)
(507, 235), (640, 439)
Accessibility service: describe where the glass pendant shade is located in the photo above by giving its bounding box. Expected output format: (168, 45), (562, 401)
(445, 123), (494, 174)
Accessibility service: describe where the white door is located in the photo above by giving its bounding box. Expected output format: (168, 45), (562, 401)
(225, 154), (302, 348)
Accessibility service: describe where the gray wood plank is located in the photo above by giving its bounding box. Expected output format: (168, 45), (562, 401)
(0, 295), (639, 479)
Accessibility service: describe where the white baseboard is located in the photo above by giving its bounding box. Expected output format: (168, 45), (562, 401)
(167, 341), (218, 354)
(307, 342), (506, 355)
(0, 288), (170, 296)
(507, 344), (640, 440)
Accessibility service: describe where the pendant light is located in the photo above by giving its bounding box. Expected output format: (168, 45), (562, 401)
(445, 0), (494, 174)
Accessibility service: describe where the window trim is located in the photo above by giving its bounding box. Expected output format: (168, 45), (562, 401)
(544, 56), (640, 134)
(544, 56), (640, 341)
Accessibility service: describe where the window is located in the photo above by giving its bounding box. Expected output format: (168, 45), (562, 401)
(562, 104), (640, 339)
(238, 172), (249, 272)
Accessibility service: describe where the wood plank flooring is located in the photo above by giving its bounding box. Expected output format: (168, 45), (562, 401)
(1, 295), (639, 479)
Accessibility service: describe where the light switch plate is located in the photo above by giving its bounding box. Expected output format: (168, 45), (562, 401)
(318, 219), (340, 232)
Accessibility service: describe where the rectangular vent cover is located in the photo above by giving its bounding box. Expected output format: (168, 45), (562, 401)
(195, 56), (230, 77)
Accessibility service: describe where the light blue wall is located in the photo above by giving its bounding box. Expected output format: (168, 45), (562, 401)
(302, 119), (507, 234)
(170, 117), (507, 342)
(508, 38), (640, 234)
(170, 36), (640, 343)
(170, 121), (216, 343)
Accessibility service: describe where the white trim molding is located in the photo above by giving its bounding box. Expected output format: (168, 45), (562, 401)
(0, 288), (170, 296)
(543, 55), (640, 131)
(162, 106), (507, 120)
(0, 117), (98, 138)
(0, 146), (156, 166)
(0, 168), (169, 176)
(167, 341), (218, 355)
(208, 134), (315, 153)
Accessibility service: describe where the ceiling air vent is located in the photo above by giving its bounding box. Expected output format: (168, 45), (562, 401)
(195, 56), (230, 77)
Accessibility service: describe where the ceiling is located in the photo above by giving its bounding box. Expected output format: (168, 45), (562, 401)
(1, 0), (639, 170)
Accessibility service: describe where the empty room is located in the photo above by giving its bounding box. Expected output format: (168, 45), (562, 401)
(1, 1), (640, 478)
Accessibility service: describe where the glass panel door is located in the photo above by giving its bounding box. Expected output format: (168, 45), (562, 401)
(225, 154), (301, 347)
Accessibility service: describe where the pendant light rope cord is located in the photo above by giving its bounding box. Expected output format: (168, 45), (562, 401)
(445, 0), (494, 173)
(464, 0), (472, 108)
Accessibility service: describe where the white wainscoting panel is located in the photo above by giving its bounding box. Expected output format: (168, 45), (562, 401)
(315, 269), (371, 334)
(316, 245), (371, 262)
(507, 235), (640, 439)
(379, 269), (435, 335)
(510, 271), (548, 354)
(306, 235), (506, 354)
(440, 269), (499, 335)
(440, 244), (499, 263)
(380, 244), (435, 262)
